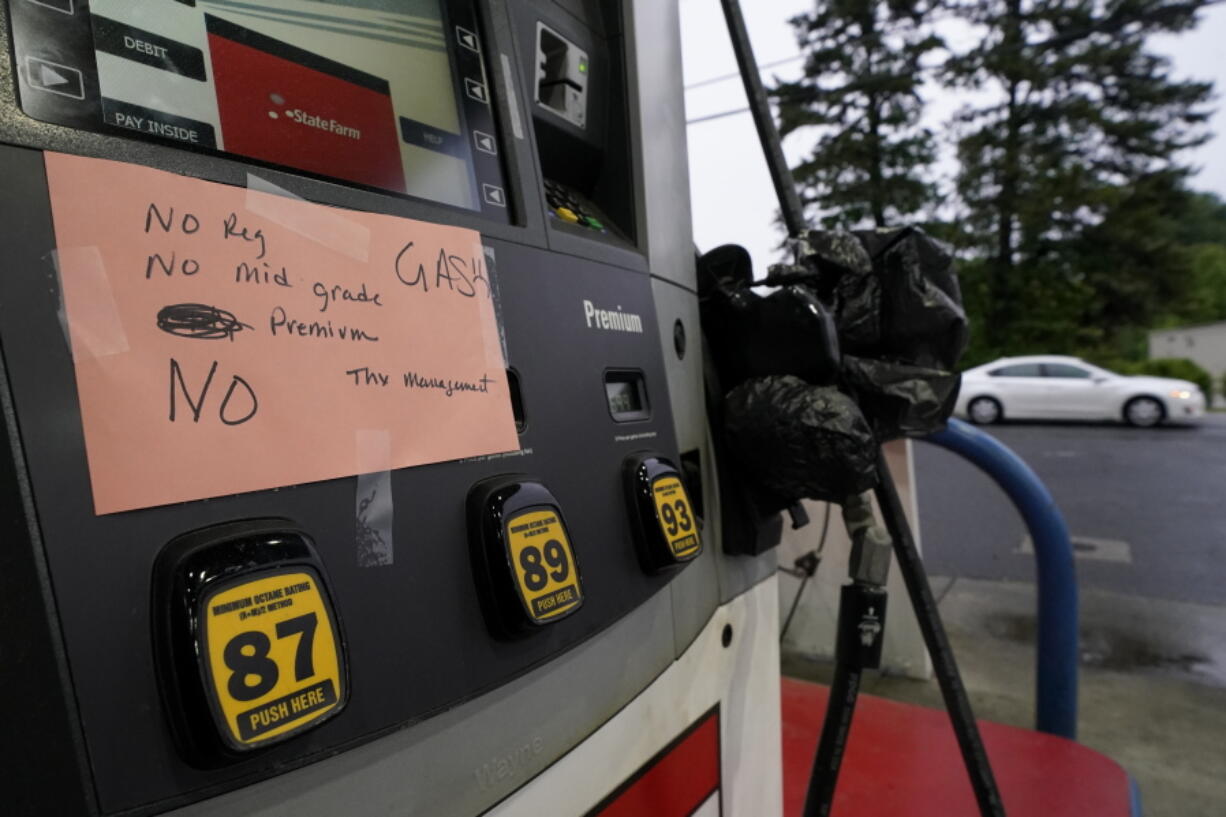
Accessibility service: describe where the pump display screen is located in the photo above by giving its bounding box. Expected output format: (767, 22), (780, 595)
(607, 380), (641, 414)
(605, 371), (650, 422)
(13, 0), (507, 216)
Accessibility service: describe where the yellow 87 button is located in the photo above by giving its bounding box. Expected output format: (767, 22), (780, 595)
(201, 568), (345, 750)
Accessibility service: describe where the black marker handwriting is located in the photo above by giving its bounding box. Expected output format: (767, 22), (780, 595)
(402, 370), (495, 397)
(169, 358), (258, 425)
(394, 241), (423, 288)
(236, 261), (292, 287)
(157, 303), (252, 341)
(269, 306), (380, 343)
(346, 366), (390, 386)
(145, 203), (200, 235)
(393, 241), (490, 299)
(223, 212), (267, 259)
(313, 280), (382, 313)
(146, 252), (201, 279)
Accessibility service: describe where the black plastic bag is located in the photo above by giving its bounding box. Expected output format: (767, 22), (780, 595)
(841, 356), (961, 439)
(838, 227), (967, 368)
(722, 375), (878, 506)
(828, 227), (967, 438)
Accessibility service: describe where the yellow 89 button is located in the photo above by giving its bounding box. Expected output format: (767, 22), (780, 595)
(468, 476), (585, 637)
(506, 508), (583, 623)
(201, 568), (345, 750)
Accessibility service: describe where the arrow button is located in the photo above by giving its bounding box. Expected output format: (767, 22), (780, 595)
(464, 78), (489, 105)
(482, 184), (506, 207)
(25, 56), (85, 100)
(456, 25), (480, 53)
(473, 130), (497, 156)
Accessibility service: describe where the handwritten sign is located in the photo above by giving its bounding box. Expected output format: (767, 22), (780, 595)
(44, 152), (518, 514)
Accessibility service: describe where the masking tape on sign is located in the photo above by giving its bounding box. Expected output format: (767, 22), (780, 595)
(245, 173), (371, 263)
(50, 246), (130, 360)
(355, 429), (393, 567)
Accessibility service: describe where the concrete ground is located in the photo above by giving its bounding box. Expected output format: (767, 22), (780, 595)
(782, 415), (1226, 815)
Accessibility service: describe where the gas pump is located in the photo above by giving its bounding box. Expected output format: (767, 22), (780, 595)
(0, 2), (784, 816)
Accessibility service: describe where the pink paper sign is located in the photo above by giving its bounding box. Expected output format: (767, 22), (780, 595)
(44, 152), (518, 515)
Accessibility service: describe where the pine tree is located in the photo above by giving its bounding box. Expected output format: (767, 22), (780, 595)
(945, 0), (1214, 350)
(1070, 170), (1198, 346)
(1158, 189), (1226, 325)
(771, 0), (943, 229)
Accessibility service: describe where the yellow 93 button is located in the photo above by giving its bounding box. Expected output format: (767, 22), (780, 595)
(468, 476), (584, 636)
(651, 475), (700, 559)
(202, 568), (345, 750)
(624, 454), (702, 572)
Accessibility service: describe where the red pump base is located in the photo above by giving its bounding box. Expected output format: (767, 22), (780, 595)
(781, 678), (1138, 817)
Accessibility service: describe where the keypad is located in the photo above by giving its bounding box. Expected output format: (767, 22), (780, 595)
(544, 178), (608, 233)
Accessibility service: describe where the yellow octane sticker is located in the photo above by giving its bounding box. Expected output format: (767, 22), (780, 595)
(201, 569), (344, 749)
(652, 475), (700, 559)
(505, 508), (583, 623)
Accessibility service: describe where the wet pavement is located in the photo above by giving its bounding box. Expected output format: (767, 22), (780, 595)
(914, 413), (1226, 607)
(975, 586), (1226, 688)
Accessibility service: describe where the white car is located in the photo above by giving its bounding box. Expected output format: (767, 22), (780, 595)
(955, 355), (1206, 427)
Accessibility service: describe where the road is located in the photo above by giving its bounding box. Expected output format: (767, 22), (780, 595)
(914, 413), (1226, 607)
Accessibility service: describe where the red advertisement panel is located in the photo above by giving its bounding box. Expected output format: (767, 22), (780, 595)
(207, 20), (404, 192)
(590, 708), (721, 817)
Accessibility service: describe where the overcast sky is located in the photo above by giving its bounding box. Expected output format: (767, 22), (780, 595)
(680, 0), (1226, 275)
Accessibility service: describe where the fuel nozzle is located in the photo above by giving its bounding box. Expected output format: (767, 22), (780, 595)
(842, 491), (893, 589)
(835, 492), (892, 672)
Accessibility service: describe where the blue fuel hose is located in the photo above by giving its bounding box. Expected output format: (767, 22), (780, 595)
(923, 419), (1079, 739)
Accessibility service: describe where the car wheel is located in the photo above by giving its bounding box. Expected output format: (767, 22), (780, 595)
(1123, 396), (1165, 428)
(967, 396), (1003, 425)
